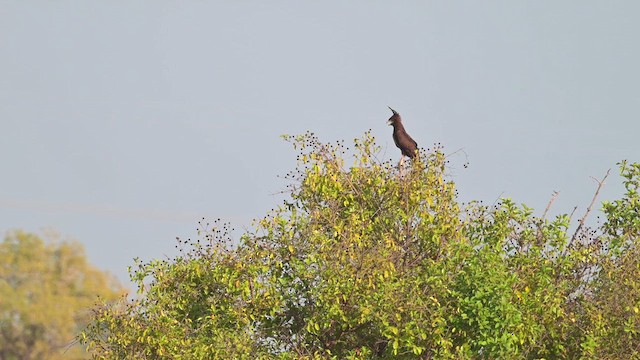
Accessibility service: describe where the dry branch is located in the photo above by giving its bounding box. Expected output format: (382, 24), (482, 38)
(570, 169), (611, 246)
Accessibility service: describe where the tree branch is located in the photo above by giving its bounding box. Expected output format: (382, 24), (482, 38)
(542, 191), (560, 220)
(570, 169), (611, 246)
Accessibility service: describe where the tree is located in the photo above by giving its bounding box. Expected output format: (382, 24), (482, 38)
(82, 132), (640, 359)
(0, 230), (125, 360)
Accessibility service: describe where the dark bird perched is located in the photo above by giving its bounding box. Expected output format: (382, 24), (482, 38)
(387, 107), (418, 166)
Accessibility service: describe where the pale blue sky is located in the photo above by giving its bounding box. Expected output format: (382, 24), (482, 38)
(2, 1), (639, 288)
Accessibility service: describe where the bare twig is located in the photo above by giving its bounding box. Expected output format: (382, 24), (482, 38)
(570, 169), (611, 246)
(445, 147), (470, 171)
(542, 191), (560, 220)
(568, 206), (578, 222)
(535, 191), (560, 245)
(445, 147), (469, 160)
(492, 192), (505, 208)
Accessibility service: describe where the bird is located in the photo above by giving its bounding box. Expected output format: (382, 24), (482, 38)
(387, 107), (418, 166)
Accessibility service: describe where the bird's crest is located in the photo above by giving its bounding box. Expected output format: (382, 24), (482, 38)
(387, 106), (401, 125)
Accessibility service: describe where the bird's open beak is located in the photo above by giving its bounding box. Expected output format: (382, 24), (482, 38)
(388, 106), (398, 115)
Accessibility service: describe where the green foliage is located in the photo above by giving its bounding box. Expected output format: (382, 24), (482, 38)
(0, 230), (125, 360)
(582, 161), (640, 358)
(82, 132), (640, 359)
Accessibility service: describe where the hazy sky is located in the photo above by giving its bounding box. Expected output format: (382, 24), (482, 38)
(2, 2), (639, 288)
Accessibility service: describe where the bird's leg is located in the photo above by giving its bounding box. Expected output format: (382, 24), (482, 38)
(398, 155), (405, 169)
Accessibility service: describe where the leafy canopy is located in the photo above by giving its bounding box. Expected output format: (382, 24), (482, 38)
(83, 132), (640, 359)
(0, 230), (125, 360)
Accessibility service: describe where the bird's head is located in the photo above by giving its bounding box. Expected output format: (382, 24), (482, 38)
(387, 106), (401, 126)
